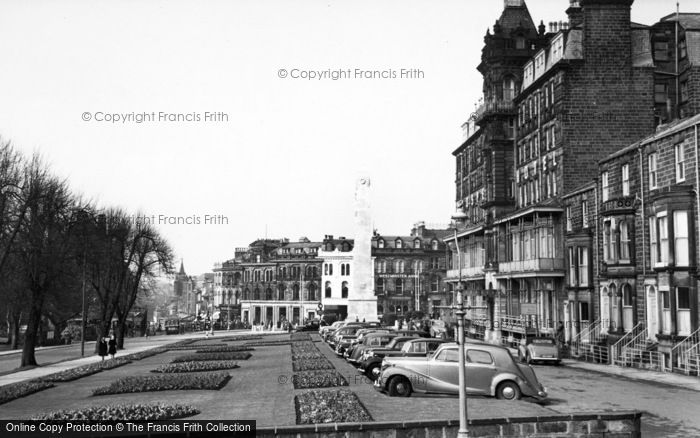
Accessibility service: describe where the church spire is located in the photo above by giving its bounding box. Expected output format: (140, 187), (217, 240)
(179, 259), (186, 276)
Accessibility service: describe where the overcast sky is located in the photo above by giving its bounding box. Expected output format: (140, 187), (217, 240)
(0, 0), (695, 275)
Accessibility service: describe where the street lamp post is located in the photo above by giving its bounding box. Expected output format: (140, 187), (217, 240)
(451, 209), (469, 438)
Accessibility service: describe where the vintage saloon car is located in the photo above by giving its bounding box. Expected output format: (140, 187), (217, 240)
(518, 337), (561, 365)
(345, 332), (397, 364)
(359, 337), (447, 380)
(374, 342), (547, 401)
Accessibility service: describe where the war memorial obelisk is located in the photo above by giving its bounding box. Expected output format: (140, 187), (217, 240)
(348, 177), (378, 322)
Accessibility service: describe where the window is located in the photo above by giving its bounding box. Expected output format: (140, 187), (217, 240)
(568, 247), (576, 286)
(414, 239), (421, 249)
(622, 164), (630, 196)
(265, 288), (272, 300)
(675, 143), (686, 182)
(431, 240), (438, 250)
(566, 206), (572, 231)
(278, 285), (285, 301)
(601, 172), (609, 202)
(578, 247), (589, 287)
(431, 275), (439, 292)
(341, 281), (348, 298)
(649, 217), (658, 266)
(582, 200), (589, 228)
(396, 239), (403, 249)
(345, 263), (350, 276)
(395, 260), (404, 273)
(466, 350), (493, 364)
(395, 278), (403, 294)
(308, 284), (316, 301)
(376, 278), (384, 294)
(619, 221), (631, 261)
(649, 153), (658, 189)
(378, 239), (384, 249)
(437, 349), (459, 362)
(293, 284), (299, 301)
(328, 264), (333, 275)
(659, 215), (669, 264)
(674, 211), (689, 266)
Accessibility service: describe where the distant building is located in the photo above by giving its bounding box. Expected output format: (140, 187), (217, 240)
(172, 261), (195, 317)
(319, 235), (355, 322)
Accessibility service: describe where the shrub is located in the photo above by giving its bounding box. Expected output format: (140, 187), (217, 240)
(292, 358), (334, 372)
(33, 403), (199, 420)
(295, 389), (372, 424)
(40, 358), (131, 382)
(0, 380), (55, 405)
(292, 371), (348, 389)
(152, 361), (239, 373)
(92, 372), (231, 395)
(171, 352), (251, 363)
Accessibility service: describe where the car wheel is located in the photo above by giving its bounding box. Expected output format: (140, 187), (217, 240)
(388, 376), (412, 397)
(366, 364), (381, 381)
(496, 381), (521, 400)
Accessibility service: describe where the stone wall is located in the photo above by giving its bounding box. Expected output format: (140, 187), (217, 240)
(258, 411), (642, 438)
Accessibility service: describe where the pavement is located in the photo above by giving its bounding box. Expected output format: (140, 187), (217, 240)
(1, 333), (698, 393)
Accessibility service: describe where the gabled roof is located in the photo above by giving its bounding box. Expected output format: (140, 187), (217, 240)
(660, 12), (700, 30)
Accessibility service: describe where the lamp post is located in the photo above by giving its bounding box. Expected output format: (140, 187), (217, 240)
(451, 207), (469, 438)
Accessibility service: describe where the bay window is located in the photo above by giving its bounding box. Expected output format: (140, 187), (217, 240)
(659, 214), (669, 265)
(578, 247), (589, 287)
(677, 287), (691, 336)
(674, 211), (689, 266)
(649, 217), (658, 266)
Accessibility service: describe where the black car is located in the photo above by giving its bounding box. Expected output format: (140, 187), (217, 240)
(295, 320), (320, 332)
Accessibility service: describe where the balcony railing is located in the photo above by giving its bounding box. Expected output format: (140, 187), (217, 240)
(446, 266), (486, 279)
(498, 258), (565, 274)
(473, 98), (516, 123)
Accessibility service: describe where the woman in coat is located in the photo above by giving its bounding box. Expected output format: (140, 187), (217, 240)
(107, 334), (117, 359)
(98, 337), (108, 361)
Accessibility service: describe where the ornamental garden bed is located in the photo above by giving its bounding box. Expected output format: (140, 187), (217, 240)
(172, 352), (252, 362)
(291, 351), (325, 361)
(33, 404), (200, 420)
(292, 371), (348, 389)
(244, 341), (291, 347)
(295, 389), (372, 424)
(292, 358), (334, 372)
(92, 371), (231, 395)
(194, 346), (254, 353)
(0, 380), (55, 406)
(40, 358), (131, 382)
(290, 333), (311, 341)
(152, 361), (240, 373)
(121, 347), (168, 361)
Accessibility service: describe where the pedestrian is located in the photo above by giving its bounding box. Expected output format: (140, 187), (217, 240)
(556, 322), (566, 349)
(98, 337), (108, 362)
(108, 334), (117, 359)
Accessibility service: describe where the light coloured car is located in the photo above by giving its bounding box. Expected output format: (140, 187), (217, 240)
(430, 320), (449, 339)
(518, 337), (561, 365)
(374, 342), (547, 401)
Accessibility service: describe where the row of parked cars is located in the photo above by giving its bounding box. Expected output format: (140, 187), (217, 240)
(319, 320), (548, 401)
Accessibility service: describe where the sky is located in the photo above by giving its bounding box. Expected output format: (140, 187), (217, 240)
(0, 0), (695, 275)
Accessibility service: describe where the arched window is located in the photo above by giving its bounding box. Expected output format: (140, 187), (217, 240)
(265, 270), (272, 282)
(341, 264), (345, 276)
(396, 239), (403, 249)
(325, 281), (332, 298)
(278, 284), (285, 301)
(265, 288), (273, 301)
(503, 76), (516, 100)
(378, 239), (385, 249)
(342, 242), (350, 252)
(244, 288), (250, 300)
(308, 283), (316, 301)
(376, 278), (384, 294)
(622, 284), (633, 306)
(342, 281), (349, 298)
(431, 240), (438, 250)
(414, 239), (421, 249)
(395, 278), (403, 294)
(234, 272), (241, 285)
(293, 284), (300, 301)
(395, 260), (404, 273)
(281, 267), (287, 279)
(254, 288), (261, 301)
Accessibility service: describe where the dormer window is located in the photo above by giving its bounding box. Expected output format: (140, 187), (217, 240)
(431, 240), (438, 250)
(396, 239), (403, 249)
(414, 239), (421, 249)
(515, 37), (526, 49)
(378, 239), (385, 249)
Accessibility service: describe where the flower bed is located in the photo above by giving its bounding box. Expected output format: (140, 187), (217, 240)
(292, 358), (334, 372)
(194, 346), (254, 353)
(292, 371), (348, 389)
(291, 351), (325, 361)
(0, 380), (55, 406)
(171, 352), (252, 363)
(40, 358), (131, 382)
(244, 341), (291, 347)
(290, 341), (318, 353)
(92, 371), (231, 395)
(152, 361), (240, 373)
(122, 347), (168, 360)
(33, 403), (199, 420)
(295, 389), (372, 424)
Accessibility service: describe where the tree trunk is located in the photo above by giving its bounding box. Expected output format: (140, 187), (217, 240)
(116, 322), (126, 349)
(20, 302), (42, 367)
(9, 312), (20, 350)
(140, 309), (148, 336)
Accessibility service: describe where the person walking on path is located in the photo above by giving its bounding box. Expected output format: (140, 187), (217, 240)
(107, 334), (117, 359)
(98, 337), (108, 362)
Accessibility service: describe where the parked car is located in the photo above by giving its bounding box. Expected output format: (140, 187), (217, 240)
(346, 332), (397, 364)
(322, 321), (364, 342)
(357, 336), (422, 376)
(295, 319), (321, 332)
(360, 338), (448, 380)
(329, 325), (365, 350)
(374, 342), (547, 401)
(518, 337), (561, 365)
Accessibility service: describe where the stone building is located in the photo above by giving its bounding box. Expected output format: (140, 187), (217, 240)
(319, 235), (355, 322)
(372, 223), (450, 319)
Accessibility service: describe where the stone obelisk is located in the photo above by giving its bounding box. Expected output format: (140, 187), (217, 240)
(348, 177), (377, 322)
